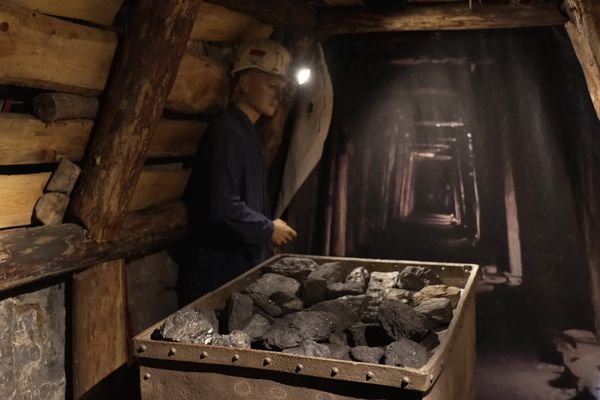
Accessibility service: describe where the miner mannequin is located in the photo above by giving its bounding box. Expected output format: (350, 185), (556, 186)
(179, 40), (298, 305)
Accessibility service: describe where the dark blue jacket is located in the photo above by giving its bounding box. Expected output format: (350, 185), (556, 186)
(184, 105), (274, 293)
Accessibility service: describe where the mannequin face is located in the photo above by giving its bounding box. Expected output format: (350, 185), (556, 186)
(238, 69), (289, 117)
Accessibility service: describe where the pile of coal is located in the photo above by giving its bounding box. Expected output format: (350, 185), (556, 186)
(156, 257), (461, 369)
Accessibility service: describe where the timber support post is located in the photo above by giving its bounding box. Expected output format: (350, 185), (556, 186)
(67, 0), (203, 397)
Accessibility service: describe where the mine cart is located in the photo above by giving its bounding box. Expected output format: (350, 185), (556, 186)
(133, 254), (478, 400)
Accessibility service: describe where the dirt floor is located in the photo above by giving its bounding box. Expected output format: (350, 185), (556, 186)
(475, 283), (595, 400)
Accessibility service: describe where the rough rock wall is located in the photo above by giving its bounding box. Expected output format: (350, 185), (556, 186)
(0, 283), (66, 400)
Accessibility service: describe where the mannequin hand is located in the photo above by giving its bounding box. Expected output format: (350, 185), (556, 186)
(271, 219), (297, 246)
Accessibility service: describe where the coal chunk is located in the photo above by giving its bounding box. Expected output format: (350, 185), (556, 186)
(420, 332), (441, 352)
(377, 300), (430, 341)
(210, 330), (251, 348)
(336, 294), (371, 315)
(264, 257), (318, 281)
(328, 330), (349, 346)
(241, 314), (271, 342)
(270, 291), (304, 315)
(367, 271), (400, 294)
(325, 343), (352, 360)
(348, 322), (393, 347)
(310, 299), (359, 330)
(159, 309), (218, 344)
(350, 346), (385, 364)
(412, 285), (461, 308)
(245, 273), (300, 298)
(413, 298), (453, 327)
(345, 267), (370, 290)
(283, 340), (331, 358)
(384, 288), (414, 302)
(263, 311), (340, 350)
(307, 262), (346, 284)
(384, 338), (429, 368)
(301, 279), (328, 306)
(398, 266), (442, 291)
(223, 293), (254, 333)
(326, 281), (365, 299)
(248, 293), (282, 317)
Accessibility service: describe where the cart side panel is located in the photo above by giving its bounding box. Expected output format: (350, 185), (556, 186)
(424, 289), (476, 400)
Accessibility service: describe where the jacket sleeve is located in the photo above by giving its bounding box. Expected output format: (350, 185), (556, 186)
(208, 129), (274, 246)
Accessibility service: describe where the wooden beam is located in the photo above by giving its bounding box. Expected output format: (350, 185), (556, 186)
(10, 0), (273, 41)
(68, 0), (201, 243)
(166, 53), (230, 114)
(150, 119), (208, 158)
(207, 0), (316, 36)
(318, 4), (566, 35)
(129, 169), (191, 211)
(0, 169), (191, 229)
(0, 201), (187, 292)
(0, 1), (115, 94)
(191, 2), (273, 42)
(0, 114), (89, 164)
(0, 173), (50, 228)
(72, 259), (127, 398)
(0, 2), (230, 113)
(0, 114), (207, 165)
(564, 0), (600, 339)
(565, 0), (600, 120)
(7, 0), (122, 25)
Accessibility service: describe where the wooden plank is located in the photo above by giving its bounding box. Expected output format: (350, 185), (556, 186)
(318, 4), (566, 35)
(130, 169), (191, 211)
(7, 0), (122, 25)
(151, 119), (207, 158)
(0, 169), (190, 229)
(191, 2), (272, 42)
(207, 0), (316, 36)
(0, 172), (50, 228)
(0, 2), (230, 113)
(0, 1), (116, 94)
(72, 259), (127, 398)
(10, 0), (272, 41)
(565, 0), (600, 120)
(0, 201), (188, 292)
(0, 114), (206, 165)
(166, 52), (231, 114)
(0, 114), (90, 164)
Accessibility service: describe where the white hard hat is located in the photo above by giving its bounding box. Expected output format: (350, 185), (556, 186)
(232, 40), (291, 78)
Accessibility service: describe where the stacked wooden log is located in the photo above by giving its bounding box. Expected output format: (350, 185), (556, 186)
(0, 0), (275, 232)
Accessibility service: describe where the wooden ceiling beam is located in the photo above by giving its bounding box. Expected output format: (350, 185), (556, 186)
(318, 4), (566, 35)
(207, 0), (317, 36)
